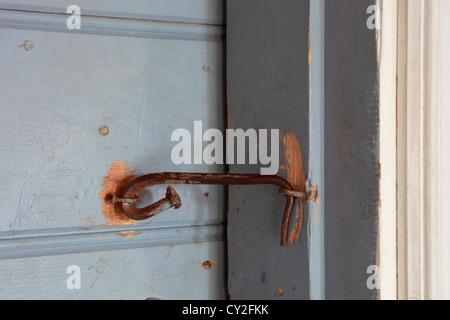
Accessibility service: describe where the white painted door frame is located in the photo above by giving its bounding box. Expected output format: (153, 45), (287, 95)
(396, 0), (448, 300)
(378, 0), (398, 301)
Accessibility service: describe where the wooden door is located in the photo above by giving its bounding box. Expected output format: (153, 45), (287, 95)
(0, 0), (227, 299)
(227, 0), (380, 300)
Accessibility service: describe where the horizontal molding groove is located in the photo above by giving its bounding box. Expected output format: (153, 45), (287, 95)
(0, 3), (224, 26)
(0, 8), (225, 41)
(0, 223), (226, 260)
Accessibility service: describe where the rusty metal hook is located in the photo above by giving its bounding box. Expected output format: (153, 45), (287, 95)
(112, 173), (303, 246)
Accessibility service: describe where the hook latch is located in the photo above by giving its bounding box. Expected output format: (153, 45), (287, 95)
(111, 173), (308, 246)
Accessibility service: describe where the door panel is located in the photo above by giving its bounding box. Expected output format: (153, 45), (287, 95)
(0, 1), (226, 299)
(0, 242), (225, 299)
(227, 0), (380, 300)
(227, 0), (311, 300)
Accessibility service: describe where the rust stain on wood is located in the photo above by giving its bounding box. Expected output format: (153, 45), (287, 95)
(99, 125), (109, 136)
(98, 160), (139, 226)
(309, 185), (319, 222)
(282, 133), (306, 245)
(308, 18), (312, 67)
(275, 288), (285, 296)
(119, 230), (141, 239)
(282, 133), (306, 191)
(201, 261), (217, 270)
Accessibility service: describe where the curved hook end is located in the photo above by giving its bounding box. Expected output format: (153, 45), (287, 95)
(166, 186), (182, 209)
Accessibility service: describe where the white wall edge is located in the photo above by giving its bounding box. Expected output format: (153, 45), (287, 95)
(378, 0), (398, 301)
(397, 0), (443, 300)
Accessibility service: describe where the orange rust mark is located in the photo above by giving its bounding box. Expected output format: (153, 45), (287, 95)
(282, 133), (306, 191)
(309, 185), (319, 203)
(119, 230), (140, 239)
(98, 161), (139, 226)
(197, 217), (203, 222)
(84, 217), (105, 227)
(201, 261), (217, 270)
(309, 185), (319, 222)
(74, 195), (79, 200)
(308, 18), (312, 67)
(203, 65), (211, 72)
(204, 192), (209, 198)
(99, 125), (109, 136)
(275, 289), (285, 296)
(289, 206), (304, 245)
(282, 133), (307, 245)
(243, 192), (248, 204)
(308, 36), (312, 67)
(236, 199), (240, 214)
(85, 217), (96, 226)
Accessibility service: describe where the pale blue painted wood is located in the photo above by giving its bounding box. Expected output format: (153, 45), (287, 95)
(308, 0), (325, 300)
(0, 9), (224, 41)
(0, 1), (226, 299)
(0, 241), (226, 299)
(0, 0), (225, 25)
